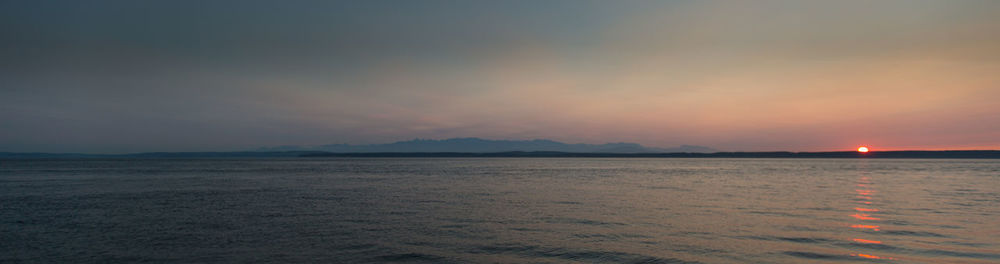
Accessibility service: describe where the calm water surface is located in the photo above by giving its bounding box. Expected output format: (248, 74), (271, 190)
(1, 158), (998, 263)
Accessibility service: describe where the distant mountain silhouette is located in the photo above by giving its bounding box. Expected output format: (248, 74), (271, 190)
(256, 138), (717, 153)
(4, 150), (999, 159)
(301, 150), (1000, 159)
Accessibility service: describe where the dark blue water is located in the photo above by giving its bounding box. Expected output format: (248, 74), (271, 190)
(2, 158), (998, 263)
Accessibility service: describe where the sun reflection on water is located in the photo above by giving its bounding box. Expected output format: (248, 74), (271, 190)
(848, 175), (897, 260)
(853, 238), (882, 244)
(851, 253), (887, 259)
(850, 224), (880, 231)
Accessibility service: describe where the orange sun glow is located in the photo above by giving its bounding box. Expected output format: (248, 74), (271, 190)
(857, 146), (870, 153)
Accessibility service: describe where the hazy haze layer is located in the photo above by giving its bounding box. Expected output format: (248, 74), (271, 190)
(2, 1), (998, 153)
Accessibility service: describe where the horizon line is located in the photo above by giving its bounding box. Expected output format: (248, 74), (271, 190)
(3, 149), (1000, 156)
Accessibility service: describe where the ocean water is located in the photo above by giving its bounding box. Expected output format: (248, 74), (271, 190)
(1, 158), (998, 263)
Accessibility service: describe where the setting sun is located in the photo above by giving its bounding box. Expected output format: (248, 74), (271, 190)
(858, 147), (870, 153)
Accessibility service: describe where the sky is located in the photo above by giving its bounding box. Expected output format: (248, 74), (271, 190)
(2, 0), (999, 153)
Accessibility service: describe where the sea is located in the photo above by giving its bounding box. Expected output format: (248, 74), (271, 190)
(1, 158), (998, 263)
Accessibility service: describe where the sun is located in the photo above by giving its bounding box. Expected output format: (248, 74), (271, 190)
(857, 146), (870, 153)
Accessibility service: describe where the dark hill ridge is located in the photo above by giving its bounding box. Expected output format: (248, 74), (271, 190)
(2, 150), (998, 159)
(301, 150), (1000, 158)
(257, 138), (717, 153)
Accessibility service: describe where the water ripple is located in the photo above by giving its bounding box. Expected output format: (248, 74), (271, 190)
(471, 244), (698, 263)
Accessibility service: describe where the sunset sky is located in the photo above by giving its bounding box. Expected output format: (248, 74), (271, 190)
(2, 1), (998, 153)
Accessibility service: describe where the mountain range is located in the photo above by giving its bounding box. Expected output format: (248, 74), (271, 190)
(256, 138), (717, 153)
